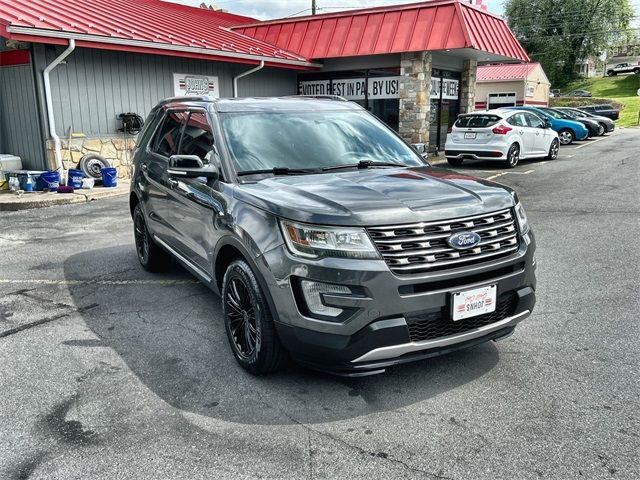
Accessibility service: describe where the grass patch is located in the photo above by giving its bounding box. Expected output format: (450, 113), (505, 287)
(550, 75), (640, 127)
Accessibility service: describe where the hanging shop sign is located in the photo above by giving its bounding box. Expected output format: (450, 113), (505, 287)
(298, 76), (400, 100)
(431, 77), (459, 100)
(173, 73), (219, 98)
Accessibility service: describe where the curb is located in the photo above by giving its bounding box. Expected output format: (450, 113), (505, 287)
(0, 182), (130, 212)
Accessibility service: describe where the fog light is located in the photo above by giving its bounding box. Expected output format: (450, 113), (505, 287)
(300, 280), (351, 317)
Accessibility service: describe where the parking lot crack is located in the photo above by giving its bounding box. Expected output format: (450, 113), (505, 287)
(0, 303), (99, 339)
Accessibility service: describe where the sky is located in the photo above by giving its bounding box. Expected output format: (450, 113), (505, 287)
(169, 0), (505, 21)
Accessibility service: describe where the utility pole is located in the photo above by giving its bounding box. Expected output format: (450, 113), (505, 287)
(312, 0), (317, 15)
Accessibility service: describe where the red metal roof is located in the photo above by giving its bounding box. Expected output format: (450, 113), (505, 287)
(477, 62), (539, 81)
(0, 0), (315, 68)
(234, 0), (529, 62)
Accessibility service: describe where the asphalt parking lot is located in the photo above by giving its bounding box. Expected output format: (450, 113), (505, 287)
(1, 129), (638, 479)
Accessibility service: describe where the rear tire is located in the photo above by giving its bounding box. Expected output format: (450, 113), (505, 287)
(133, 204), (170, 272)
(447, 157), (464, 167)
(545, 139), (559, 160)
(505, 144), (519, 168)
(558, 129), (574, 145)
(222, 259), (287, 374)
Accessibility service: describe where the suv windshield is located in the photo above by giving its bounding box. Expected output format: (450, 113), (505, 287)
(219, 110), (424, 174)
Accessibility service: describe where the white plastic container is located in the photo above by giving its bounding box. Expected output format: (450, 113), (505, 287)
(0, 154), (22, 172)
(82, 177), (95, 189)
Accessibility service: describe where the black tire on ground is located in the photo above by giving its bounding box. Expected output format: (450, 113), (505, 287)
(447, 157), (464, 167)
(558, 129), (574, 145)
(78, 154), (111, 180)
(634, 68), (640, 75)
(597, 123), (606, 136)
(133, 204), (170, 272)
(606, 70), (615, 76)
(545, 138), (560, 160)
(222, 259), (287, 374)
(505, 143), (520, 168)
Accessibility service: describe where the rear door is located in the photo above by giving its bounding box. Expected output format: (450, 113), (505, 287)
(449, 114), (501, 145)
(144, 108), (189, 240)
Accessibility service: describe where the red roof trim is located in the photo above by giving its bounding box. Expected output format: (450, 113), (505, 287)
(0, 49), (30, 66)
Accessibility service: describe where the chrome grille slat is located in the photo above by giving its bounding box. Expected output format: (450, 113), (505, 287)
(367, 209), (520, 274)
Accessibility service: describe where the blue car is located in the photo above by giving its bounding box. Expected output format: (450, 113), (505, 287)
(502, 106), (589, 145)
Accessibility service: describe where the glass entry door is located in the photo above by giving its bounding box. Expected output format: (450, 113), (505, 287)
(429, 71), (461, 152)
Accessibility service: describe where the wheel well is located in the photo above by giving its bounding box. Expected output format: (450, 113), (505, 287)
(215, 245), (245, 290)
(129, 192), (140, 218)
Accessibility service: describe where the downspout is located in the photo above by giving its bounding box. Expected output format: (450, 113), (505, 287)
(232, 60), (264, 98)
(43, 39), (75, 177)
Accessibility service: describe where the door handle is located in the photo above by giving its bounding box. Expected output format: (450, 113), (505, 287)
(140, 163), (148, 172)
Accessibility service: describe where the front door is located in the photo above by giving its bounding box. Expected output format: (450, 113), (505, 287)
(164, 109), (227, 275)
(524, 112), (551, 154)
(507, 112), (537, 157)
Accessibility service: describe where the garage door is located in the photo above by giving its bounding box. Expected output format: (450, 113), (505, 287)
(487, 93), (516, 109)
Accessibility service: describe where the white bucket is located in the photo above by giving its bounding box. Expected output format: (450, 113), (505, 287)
(82, 177), (95, 189)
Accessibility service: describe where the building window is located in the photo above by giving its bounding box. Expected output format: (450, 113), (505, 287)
(526, 84), (535, 97)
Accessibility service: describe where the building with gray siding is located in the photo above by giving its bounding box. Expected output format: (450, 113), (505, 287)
(0, 0), (529, 178)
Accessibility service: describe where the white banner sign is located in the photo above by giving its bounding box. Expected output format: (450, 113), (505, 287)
(173, 73), (219, 98)
(431, 77), (459, 100)
(298, 76), (400, 100)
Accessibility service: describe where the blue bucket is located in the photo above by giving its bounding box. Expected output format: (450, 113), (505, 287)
(101, 167), (117, 188)
(37, 171), (60, 192)
(68, 168), (84, 189)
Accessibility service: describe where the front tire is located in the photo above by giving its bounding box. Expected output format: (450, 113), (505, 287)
(597, 123), (606, 136)
(505, 143), (520, 168)
(558, 129), (574, 145)
(222, 259), (286, 374)
(133, 204), (170, 272)
(545, 138), (560, 160)
(447, 157), (464, 167)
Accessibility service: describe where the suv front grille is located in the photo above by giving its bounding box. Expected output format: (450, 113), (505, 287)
(367, 209), (519, 274)
(406, 292), (517, 343)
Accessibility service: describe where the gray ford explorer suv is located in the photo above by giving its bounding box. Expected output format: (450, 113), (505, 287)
(130, 96), (536, 376)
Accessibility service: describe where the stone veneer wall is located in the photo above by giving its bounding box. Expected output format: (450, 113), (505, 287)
(398, 51), (432, 144)
(46, 136), (137, 179)
(459, 59), (478, 114)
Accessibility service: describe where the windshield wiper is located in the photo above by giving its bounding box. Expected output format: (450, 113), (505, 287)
(322, 160), (406, 172)
(237, 167), (318, 177)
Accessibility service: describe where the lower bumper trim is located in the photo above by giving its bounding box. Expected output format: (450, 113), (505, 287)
(352, 309), (531, 363)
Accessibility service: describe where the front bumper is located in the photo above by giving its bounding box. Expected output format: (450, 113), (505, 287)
(259, 230), (537, 374)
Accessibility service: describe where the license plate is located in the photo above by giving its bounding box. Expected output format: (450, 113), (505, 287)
(452, 285), (497, 321)
(464, 132), (477, 139)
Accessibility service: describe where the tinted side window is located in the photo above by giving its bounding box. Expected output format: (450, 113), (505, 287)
(525, 113), (544, 128)
(179, 111), (215, 161)
(152, 111), (188, 157)
(595, 105), (610, 111)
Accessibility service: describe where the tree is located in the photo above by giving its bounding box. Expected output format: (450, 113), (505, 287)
(504, 0), (635, 85)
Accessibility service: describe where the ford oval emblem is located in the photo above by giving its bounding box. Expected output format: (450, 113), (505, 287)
(447, 231), (481, 250)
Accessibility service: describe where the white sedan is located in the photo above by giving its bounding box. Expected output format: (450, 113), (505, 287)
(444, 109), (560, 168)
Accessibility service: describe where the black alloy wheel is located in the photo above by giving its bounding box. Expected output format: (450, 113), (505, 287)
(226, 277), (258, 359)
(133, 204), (169, 271)
(222, 259), (286, 374)
(506, 143), (520, 168)
(546, 138), (560, 160)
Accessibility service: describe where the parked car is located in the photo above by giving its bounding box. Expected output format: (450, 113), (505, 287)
(606, 63), (640, 76)
(537, 107), (602, 137)
(555, 107), (615, 134)
(445, 110), (559, 168)
(130, 96), (537, 375)
(566, 89), (592, 97)
(579, 104), (620, 120)
(550, 89), (561, 98)
(501, 106), (589, 145)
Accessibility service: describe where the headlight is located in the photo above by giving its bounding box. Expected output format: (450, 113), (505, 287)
(515, 202), (529, 235)
(280, 220), (379, 259)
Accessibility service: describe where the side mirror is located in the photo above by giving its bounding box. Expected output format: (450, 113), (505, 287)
(544, 120), (552, 129)
(168, 155), (219, 179)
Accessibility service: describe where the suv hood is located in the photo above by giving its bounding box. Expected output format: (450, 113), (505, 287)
(233, 166), (516, 226)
